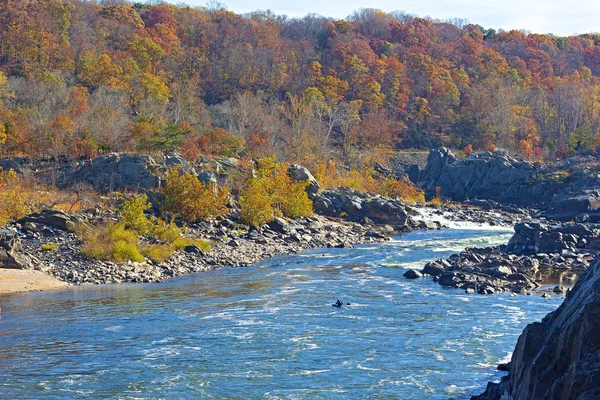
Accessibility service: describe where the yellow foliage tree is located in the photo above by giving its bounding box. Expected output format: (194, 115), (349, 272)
(240, 158), (313, 226)
(0, 169), (30, 226)
(162, 167), (230, 221)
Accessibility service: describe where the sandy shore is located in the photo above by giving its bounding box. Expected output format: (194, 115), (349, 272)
(0, 268), (69, 295)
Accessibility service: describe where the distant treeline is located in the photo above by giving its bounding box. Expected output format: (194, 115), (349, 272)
(1, 1), (600, 165)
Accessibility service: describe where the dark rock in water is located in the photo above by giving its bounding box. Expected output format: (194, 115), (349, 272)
(288, 164), (320, 200)
(472, 255), (600, 400)
(422, 261), (445, 277)
(553, 285), (566, 294)
(497, 362), (510, 372)
(19, 209), (78, 231)
(403, 269), (423, 279)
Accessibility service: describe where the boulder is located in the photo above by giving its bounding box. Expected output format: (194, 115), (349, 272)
(288, 164), (320, 200)
(403, 269), (423, 279)
(313, 187), (408, 226)
(19, 210), (78, 231)
(198, 171), (217, 185)
(267, 218), (289, 234)
(507, 222), (546, 255)
(422, 261), (446, 277)
(0, 228), (20, 251)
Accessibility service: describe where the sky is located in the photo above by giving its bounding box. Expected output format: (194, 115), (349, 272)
(179, 0), (600, 36)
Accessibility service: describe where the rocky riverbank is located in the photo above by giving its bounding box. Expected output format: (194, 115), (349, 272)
(405, 221), (600, 295)
(0, 197), (530, 290)
(1, 210), (410, 287)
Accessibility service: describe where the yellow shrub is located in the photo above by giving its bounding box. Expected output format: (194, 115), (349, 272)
(162, 166), (230, 221)
(428, 186), (444, 207)
(241, 177), (279, 226)
(173, 237), (211, 252)
(79, 222), (144, 263)
(140, 244), (175, 264)
(41, 243), (58, 251)
(152, 218), (184, 242)
(120, 194), (154, 235)
(379, 177), (425, 203)
(240, 158), (313, 226)
(0, 169), (30, 226)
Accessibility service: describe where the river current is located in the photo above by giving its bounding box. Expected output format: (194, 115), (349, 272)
(0, 224), (563, 399)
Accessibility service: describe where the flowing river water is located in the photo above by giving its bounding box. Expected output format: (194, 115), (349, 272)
(0, 223), (564, 399)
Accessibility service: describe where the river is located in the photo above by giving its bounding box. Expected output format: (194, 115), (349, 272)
(0, 225), (564, 399)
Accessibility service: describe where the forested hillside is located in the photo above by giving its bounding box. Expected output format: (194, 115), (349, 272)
(1, 0), (600, 166)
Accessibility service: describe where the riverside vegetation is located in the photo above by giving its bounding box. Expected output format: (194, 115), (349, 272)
(0, 152), (443, 285)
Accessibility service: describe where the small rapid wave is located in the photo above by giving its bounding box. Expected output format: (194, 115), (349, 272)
(412, 207), (515, 232)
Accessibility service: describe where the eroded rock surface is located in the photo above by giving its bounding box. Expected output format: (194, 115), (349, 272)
(472, 254), (600, 400)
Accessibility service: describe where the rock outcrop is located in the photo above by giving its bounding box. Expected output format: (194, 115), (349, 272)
(313, 187), (409, 227)
(418, 222), (597, 294)
(288, 164), (320, 199)
(472, 254), (600, 399)
(419, 147), (546, 205)
(63, 153), (196, 191)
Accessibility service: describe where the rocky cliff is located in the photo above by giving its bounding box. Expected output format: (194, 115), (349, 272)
(418, 148), (600, 221)
(472, 254), (600, 400)
(418, 148), (554, 205)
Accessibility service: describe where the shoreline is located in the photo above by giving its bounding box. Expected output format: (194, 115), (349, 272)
(0, 268), (69, 295)
(0, 205), (526, 295)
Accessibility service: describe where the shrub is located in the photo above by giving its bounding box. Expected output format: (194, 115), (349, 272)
(120, 194), (154, 235)
(79, 223), (144, 263)
(463, 144), (473, 156)
(162, 166), (230, 221)
(379, 177), (425, 203)
(240, 177), (278, 226)
(173, 237), (211, 252)
(140, 244), (175, 264)
(240, 158), (313, 226)
(152, 218), (183, 242)
(428, 186), (443, 207)
(0, 169), (30, 226)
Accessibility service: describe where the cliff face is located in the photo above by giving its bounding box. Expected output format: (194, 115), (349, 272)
(418, 148), (545, 205)
(418, 147), (600, 221)
(472, 255), (600, 400)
